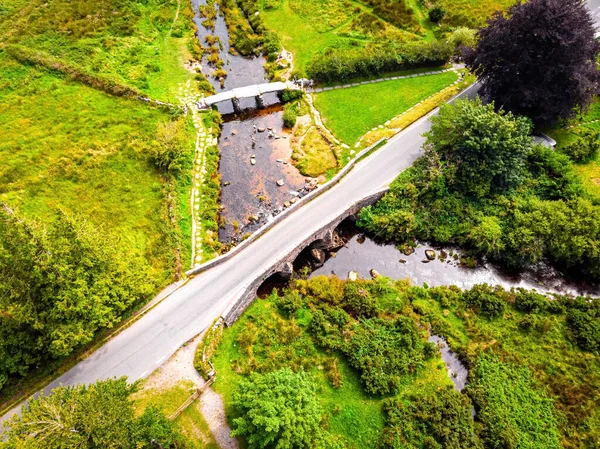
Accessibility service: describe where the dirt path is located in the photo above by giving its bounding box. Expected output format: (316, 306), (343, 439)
(200, 388), (240, 449)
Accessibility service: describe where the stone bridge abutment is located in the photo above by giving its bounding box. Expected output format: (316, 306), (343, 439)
(222, 190), (386, 325)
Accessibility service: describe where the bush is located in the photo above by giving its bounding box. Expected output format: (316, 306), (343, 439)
(231, 368), (324, 448)
(306, 42), (452, 83)
(429, 6), (446, 23)
(467, 354), (560, 449)
(282, 103), (298, 128)
(560, 129), (600, 163)
(566, 297), (600, 352)
(382, 387), (482, 449)
(514, 289), (549, 313)
(462, 284), (506, 318)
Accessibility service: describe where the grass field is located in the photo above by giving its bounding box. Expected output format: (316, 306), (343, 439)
(0, 0), (197, 102)
(261, 0), (424, 76)
(209, 277), (600, 447)
(314, 71), (458, 144)
(0, 0), (206, 282)
(545, 99), (600, 198)
(436, 0), (516, 27)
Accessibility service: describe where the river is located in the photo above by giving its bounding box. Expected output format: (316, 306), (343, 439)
(192, 0), (307, 245)
(308, 221), (598, 297)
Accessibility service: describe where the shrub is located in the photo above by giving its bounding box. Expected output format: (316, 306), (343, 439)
(382, 387), (482, 449)
(566, 297), (600, 352)
(306, 41), (452, 83)
(282, 103), (298, 128)
(462, 284), (506, 318)
(514, 289), (549, 313)
(560, 129), (600, 163)
(467, 354), (560, 449)
(429, 6), (446, 23)
(231, 368), (324, 448)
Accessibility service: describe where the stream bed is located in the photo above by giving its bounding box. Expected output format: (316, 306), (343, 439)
(192, 0), (309, 244)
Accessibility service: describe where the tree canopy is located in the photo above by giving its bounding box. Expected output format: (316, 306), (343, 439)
(425, 98), (533, 197)
(231, 368), (324, 449)
(464, 0), (600, 125)
(1, 378), (186, 449)
(0, 205), (154, 391)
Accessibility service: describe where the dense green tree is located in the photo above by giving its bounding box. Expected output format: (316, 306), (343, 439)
(150, 118), (193, 175)
(231, 368), (324, 449)
(1, 378), (186, 449)
(425, 98), (533, 197)
(448, 27), (477, 53)
(0, 205), (154, 390)
(381, 387), (482, 449)
(560, 129), (600, 163)
(467, 354), (560, 449)
(464, 0), (600, 125)
(428, 6), (445, 23)
(565, 297), (600, 353)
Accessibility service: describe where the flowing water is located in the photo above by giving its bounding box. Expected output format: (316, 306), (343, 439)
(309, 222), (599, 297)
(192, 0), (307, 244)
(428, 335), (469, 391)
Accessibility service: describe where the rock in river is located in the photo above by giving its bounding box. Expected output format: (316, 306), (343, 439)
(370, 269), (382, 279)
(425, 249), (436, 260)
(257, 127), (265, 132)
(311, 248), (326, 265)
(348, 271), (358, 281)
(276, 179), (285, 186)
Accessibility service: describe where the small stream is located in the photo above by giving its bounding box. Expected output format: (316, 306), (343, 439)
(309, 222), (599, 297)
(192, 0), (308, 244)
(428, 335), (469, 391)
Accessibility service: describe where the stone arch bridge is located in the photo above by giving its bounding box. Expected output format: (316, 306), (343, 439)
(221, 191), (386, 325)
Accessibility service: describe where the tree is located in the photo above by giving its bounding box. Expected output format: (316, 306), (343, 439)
(464, 0), (600, 125)
(231, 368), (323, 449)
(428, 6), (445, 23)
(1, 378), (186, 449)
(425, 98), (533, 197)
(0, 205), (154, 391)
(448, 27), (476, 54)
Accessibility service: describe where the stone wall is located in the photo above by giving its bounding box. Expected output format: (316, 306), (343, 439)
(222, 190), (387, 325)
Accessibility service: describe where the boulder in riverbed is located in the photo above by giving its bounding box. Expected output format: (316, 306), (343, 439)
(311, 248), (326, 265)
(370, 269), (381, 279)
(257, 127), (265, 132)
(425, 249), (436, 260)
(348, 271), (358, 281)
(276, 179), (285, 186)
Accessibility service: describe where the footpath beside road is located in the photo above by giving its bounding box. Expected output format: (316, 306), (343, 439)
(0, 82), (480, 426)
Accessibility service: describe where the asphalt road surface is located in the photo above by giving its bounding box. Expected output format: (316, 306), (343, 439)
(588, 0), (600, 30)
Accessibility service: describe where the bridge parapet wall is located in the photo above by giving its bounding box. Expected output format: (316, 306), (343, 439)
(222, 190), (387, 325)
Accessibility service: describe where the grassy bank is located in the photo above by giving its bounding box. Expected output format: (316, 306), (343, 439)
(0, 0), (219, 405)
(544, 99), (600, 198)
(208, 276), (600, 448)
(314, 71), (458, 145)
(260, 0), (425, 76)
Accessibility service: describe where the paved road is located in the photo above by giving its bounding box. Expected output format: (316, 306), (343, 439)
(588, 0), (600, 31)
(2, 84), (481, 424)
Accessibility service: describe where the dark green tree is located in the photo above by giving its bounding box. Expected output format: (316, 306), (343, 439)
(0, 205), (154, 390)
(428, 6), (445, 23)
(231, 368), (324, 449)
(425, 98), (533, 197)
(1, 378), (186, 449)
